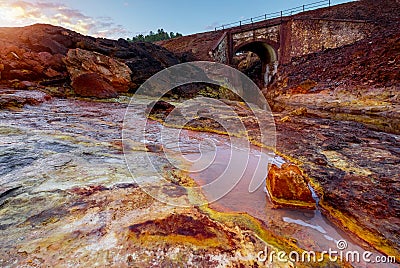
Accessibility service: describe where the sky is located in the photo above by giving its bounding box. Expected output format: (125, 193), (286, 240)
(0, 0), (354, 39)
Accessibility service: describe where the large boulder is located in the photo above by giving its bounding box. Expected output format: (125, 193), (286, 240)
(71, 73), (118, 99)
(64, 48), (132, 93)
(266, 163), (315, 209)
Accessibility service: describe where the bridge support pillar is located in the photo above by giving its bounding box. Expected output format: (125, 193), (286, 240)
(226, 31), (234, 65)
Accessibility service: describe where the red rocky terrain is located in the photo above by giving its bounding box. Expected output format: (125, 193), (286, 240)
(0, 24), (180, 99)
(264, 0), (400, 132)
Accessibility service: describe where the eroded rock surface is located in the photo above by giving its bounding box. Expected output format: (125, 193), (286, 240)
(0, 97), (306, 267)
(266, 2), (400, 134)
(0, 87), (51, 109)
(275, 115), (400, 259)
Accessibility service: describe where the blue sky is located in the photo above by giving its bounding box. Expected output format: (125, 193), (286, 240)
(0, 0), (354, 39)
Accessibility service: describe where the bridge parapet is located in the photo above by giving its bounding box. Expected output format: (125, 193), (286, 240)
(214, 0), (331, 31)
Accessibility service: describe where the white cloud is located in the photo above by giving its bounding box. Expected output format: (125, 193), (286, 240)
(0, 0), (131, 39)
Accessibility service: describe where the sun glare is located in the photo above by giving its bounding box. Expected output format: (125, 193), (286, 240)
(8, 6), (24, 19)
(0, 1), (127, 38)
(0, 6), (26, 26)
(0, 4), (90, 35)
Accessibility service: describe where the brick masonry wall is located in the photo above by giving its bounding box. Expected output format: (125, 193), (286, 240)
(213, 35), (228, 63)
(284, 19), (372, 62)
(232, 25), (280, 49)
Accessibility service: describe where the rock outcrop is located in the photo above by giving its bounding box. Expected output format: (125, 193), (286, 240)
(64, 48), (132, 93)
(121, 41), (180, 87)
(0, 24), (181, 97)
(266, 163), (316, 209)
(146, 100), (176, 117)
(0, 41), (65, 81)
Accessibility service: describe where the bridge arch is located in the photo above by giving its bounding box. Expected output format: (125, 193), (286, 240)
(233, 39), (279, 87)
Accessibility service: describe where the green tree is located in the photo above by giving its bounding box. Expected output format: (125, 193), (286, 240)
(128, 29), (183, 43)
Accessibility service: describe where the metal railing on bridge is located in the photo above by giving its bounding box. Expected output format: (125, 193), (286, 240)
(214, 0), (331, 31)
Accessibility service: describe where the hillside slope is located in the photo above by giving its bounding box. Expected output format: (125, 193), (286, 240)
(267, 7), (400, 134)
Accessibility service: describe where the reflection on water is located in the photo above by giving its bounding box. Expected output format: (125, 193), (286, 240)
(165, 128), (396, 268)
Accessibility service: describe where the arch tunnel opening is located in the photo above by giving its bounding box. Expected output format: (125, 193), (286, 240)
(233, 41), (278, 88)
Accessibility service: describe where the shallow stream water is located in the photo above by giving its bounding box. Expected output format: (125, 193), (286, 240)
(162, 128), (396, 267)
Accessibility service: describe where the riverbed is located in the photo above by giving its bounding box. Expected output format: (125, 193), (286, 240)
(0, 96), (397, 267)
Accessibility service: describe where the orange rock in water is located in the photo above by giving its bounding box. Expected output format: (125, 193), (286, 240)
(266, 163), (315, 209)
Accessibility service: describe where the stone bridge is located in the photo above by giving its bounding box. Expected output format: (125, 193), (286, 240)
(211, 17), (372, 86)
(158, 5), (374, 88)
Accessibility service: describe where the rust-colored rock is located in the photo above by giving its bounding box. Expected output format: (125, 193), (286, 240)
(0, 39), (66, 81)
(71, 72), (118, 99)
(64, 48), (132, 93)
(266, 163), (315, 209)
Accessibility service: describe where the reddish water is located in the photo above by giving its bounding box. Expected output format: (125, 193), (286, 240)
(167, 129), (397, 268)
